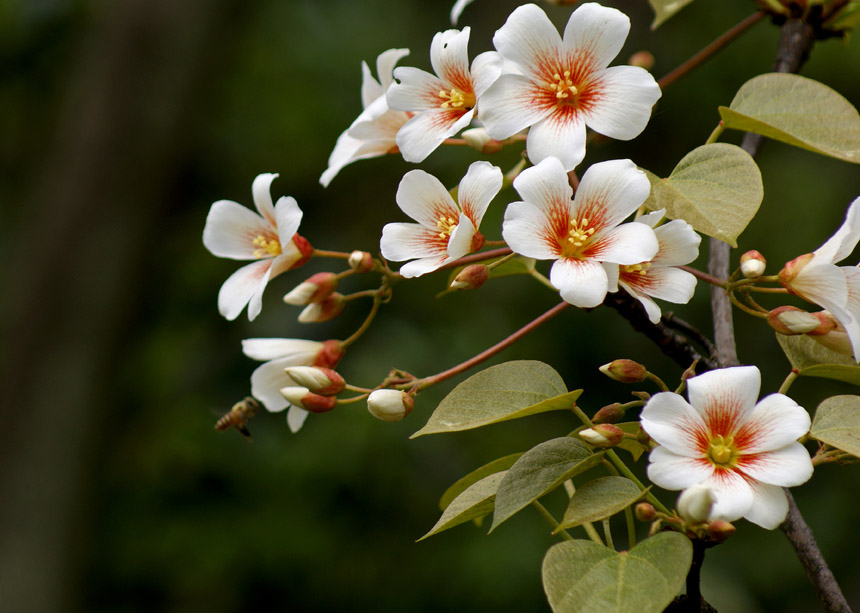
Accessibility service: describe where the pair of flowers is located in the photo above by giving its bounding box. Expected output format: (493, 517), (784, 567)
(322, 2), (661, 185)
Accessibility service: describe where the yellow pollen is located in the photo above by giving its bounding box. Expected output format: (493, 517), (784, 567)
(621, 262), (651, 275)
(436, 215), (459, 239)
(550, 70), (579, 100)
(252, 235), (282, 258)
(707, 435), (737, 467)
(438, 87), (473, 109)
(567, 217), (595, 248)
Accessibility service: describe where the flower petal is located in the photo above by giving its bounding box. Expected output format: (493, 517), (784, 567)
(251, 173), (278, 226)
(743, 482), (789, 529)
(502, 201), (562, 260)
(395, 169), (459, 227)
(375, 48), (410, 94)
(287, 406), (310, 433)
(399, 254), (453, 278)
(735, 393), (811, 453)
(380, 222), (448, 262)
(589, 222), (658, 266)
(573, 158), (651, 230)
(704, 469), (755, 523)
(360, 61), (383, 109)
(619, 280), (663, 324)
(470, 51), (502, 99)
(512, 156), (573, 213)
(458, 161), (502, 227)
(395, 107), (474, 163)
(813, 196), (860, 264)
(320, 131), (365, 188)
(492, 3), (562, 79)
(640, 391), (708, 457)
(217, 259), (273, 321)
(526, 112), (587, 171)
(737, 443), (813, 487)
(387, 66), (446, 112)
(790, 262), (849, 320)
(447, 213), (476, 259)
(651, 219), (701, 266)
(550, 257), (608, 308)
(687, 366), (761, 433)
(561, 2), (630, 69)
(623, 266), (697, 305)
(203, 200), (271, 260)
(479, 74), (550, 140)
(242, 338), (323, 362)
(582, 66), (661, 140)
(251, 357), (298, 413)
(430, 28), (472, 92)
(647, 446), (714, 490)
(274, 196), (303, 246)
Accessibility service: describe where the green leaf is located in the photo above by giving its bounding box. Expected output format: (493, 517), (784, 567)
(647, 0), (695, 29)
(490, 438), (603, 532)
(419, 472), (505, 541)
(776, 334), (860, 385)
(557, 477), (645, 532)
(613, 422), (648, 461)
(411, 361), (581, 437)
(542, 532), (693, 613)
(811, 395), (860, 457)
(642, 143), (762, 247)
(719, 73), (860, 164)
(439, 453), (524, 511)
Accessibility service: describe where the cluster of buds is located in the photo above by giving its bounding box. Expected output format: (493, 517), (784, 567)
(634, 485), (735, 544)
(283, 272), (346, 323)
(279, 366), (346, 414)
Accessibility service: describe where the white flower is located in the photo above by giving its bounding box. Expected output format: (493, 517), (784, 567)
(203, 174), (311, 320)
(381, 161), (502, 277)
(320, 48), (411, 187)
(243, 338), (344, 432)
(641, 366), (813, 529)
(676, 484), (717, 524)
(502, 156), (658, 308)
(386, 28), (501, 162)
(479, 3), (661, 170)
(617, 210), (701, 324)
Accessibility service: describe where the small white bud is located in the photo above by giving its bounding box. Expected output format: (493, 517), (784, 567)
(367, 389), (414, 422)
(348, 250), (374, 273)
(462, 127), (493, 151)
(740, 250), (766, 278)
(578, 424), (623, 448)
(298, 293), (345, 323)
(677, 484), (716, 524)
(284, 272), (338, 305)
(284, 366), (345, 395)
(279, 386), (337, 413)
(283, 282), (318, 306)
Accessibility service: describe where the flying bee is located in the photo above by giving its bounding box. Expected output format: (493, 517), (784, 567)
(215, 396), (260, 440)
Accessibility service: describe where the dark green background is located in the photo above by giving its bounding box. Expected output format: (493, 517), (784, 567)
(2, 0), (859, 610)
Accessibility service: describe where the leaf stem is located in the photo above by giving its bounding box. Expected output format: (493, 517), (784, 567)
(342, 290), (384, 348)
(778, 368), (800, 395)
(678, 265), (727, 287)
(729, 292), (768, 318)
(312, 248), (352, 259)
(532, 500), (574, 541)
(705, 121), (726, 145)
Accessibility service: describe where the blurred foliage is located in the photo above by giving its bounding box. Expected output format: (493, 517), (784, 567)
(2, 0), (860, 611)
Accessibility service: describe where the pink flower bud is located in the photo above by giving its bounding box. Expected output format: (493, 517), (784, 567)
(367, 389), (414, 422)
(283, 272), (339, 305)
(279, 386), (337, 413)
(677, 484), (716, 524)
(766, 306), (822, 335)
(450, 264), (490, 291)
(627, 51), (655, 71)
(313, 340), (345, 369)
(298, 293), (346, 323)
(290, 233), (314, 269)
(634, 502), (656, 522)
(579, 424), (623, 448)
(739, 250), (766, 278)
(778, 253), (814, 290)
(599, 359), (647, 383)
(348, 250), (374, 273)
(706, 520), (736, 543)
(592, 403), (624, 424)
(284, 366), (345, 396)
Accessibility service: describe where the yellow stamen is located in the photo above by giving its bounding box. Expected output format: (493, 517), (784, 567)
(567, 217), (595, 248)
(707, 435), (737, 467)
(252, 235), (282, 258)
(550, 70), (579, 101)
(621, 262), (652, 276)
(438, 87), (475, 110)
(436, 215), (459, 239)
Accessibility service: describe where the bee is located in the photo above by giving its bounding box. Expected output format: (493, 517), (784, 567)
(215, 396), (260, 440)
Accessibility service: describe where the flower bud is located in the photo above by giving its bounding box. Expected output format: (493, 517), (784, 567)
(634, 502), (656, 522)
(313, 339), (345, 369)
(599, 359), (647, 383)
(592, 403), (624, 424)
(367, 389), (414, 422)
(284, 366), (345, 396)
(778, 252), (814, 290)
(451, 264), (490, 291)
(291, 234), (314, 269)
(739, 250), (766, 278)
(766, 306), (822, 335)
(348, 250), (374, 273)
(677, 484), (716, 524)
(462, 128), (502, 154)
(705, 520), (736, 543)
(636, 426), (651, 446)
(279, 386), (337, 413)
(283, 272), (339, 305)
(298, 293), (346, 323)
(808, 312), (853, 355)
(627, 50), (655, 71)
(578, 424), (623, 448)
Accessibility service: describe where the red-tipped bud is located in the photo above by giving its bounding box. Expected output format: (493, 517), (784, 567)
(290, 233), (314, 269)
(462, 127), (503, 154)
(635, 502), (656, 522)
(298, 293), (346, 323)
(348, 250), (374, 273)
(739, 250), (766, 278)
(451, 264), (490, 291)
(283, 272), (339, 305)
(767, 306), (823, 335)
(284, 366), (345, 396)
(579, 424), (624, 448)
(592, 403), (625, 424)
(706, 520), (736, 543)
(677, 484), (716, 524)
(808, 312), (853, 356)
(367, 389), (414, 422)
(778, 253), (814, 290)
(313, 340), (345, 369)
(680, 361), (699, 383)
(279, 386), (337, 413)
(628, 50), (655, 71)
(599, 359), (647, 383)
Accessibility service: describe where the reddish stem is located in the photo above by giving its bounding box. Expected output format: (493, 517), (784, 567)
(679, 265), (726, 287)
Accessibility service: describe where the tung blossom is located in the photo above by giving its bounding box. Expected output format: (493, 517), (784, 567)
(641, 366), (813, 529)
(502, 156), (658, 308)
(203, 174), (312, 321)
(479, 3), (661, 170)
(320, 48), (411, 187)
(386, 28), (501, 163)
(381, 161), (502, 277)
(617, 209), (701, 324)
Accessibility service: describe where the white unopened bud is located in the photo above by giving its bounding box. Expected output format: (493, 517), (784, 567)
(284, 366), (345, 396)
(578, 424), (623, 448)
(740, 250), (766, 278)
(348, 250), (374, 273)
(461, 128), (501, 153)
(284, 272), (338, 305)
(280, 386), (337, 413)
(677, 484), (716, 524)
(298, 293), (346, 323)
(367, 389), (414, 422)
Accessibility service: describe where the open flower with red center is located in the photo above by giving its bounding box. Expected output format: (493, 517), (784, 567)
(479, 2), (661, 170)
(380, 161), (502, 277)
(320, 48), (412, 187)
(386, 27), (501, 163)
(502, 156), (657, 308)
(617, 209), (701, 323)
(641, 366), (813, 529)
(203, 174), (312, 320)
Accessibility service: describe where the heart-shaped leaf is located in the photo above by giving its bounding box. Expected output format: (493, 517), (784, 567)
(776, 334), (860, 385)
(419, 472), (505, 541)
(647, 0), (695, 29)
(557, 477), (645, 532)
(719, 73), (860, 164)
(811, 395), (860, 457)
(542, 533), (693, 613)
(439, 453), (523, 511)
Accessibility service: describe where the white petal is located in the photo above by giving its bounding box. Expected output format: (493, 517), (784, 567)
(241, 338), (323, 362)
(287, 406), (310, 433)
(550, 257), (608, 308)
(349, 107), (409, 142)
(590, 222), (658, 266)
(574, 159), (651, 230)
(640, 391), (708, 457)
(582, 66), (661, 140)
(380, 223), (448, 262)
(395, 169), (459, 227)
(687, 366), (761, 432)
(526, 113), (587, 171)
(447, 213), (476, 258)
(502, 201), (561, 260)
(251, 173), (278, 226)
(251, 357), (300, 412)
(736, 393), (811, 453)
(274, 196), (303, 246)
(376, 47), (410, 93)
(789, 262), (849, 318)
(704, 469), (755, 523)
(562, 2), (630, 69)
(399, 254), (453, 278)
(647, 446), (713, 490)
(492, 4), (562, 78)
(320, 130), (365, 187)
(813, 196), (860, 264)
(652, 219), (701, 266)
(512, 156), (573, 212)
(737, 443), (813, 487)
(841, 266), (860, 360)
(603, 261), (619, 293)
(743, 482), (789, 529)
(395, 107), (474, 163)
(430, 28), (472, 91)
(388, 66), (447, 112)
(217, 259), (273, 321)
(478, 74), (550, 140)
(360, 61), (383, 109)
(470, 51), (502, 99)
(637, 208), (665, 228)
(203, 200), (271, 260)
(458, 161), (502, 227)
(623, 266), (697, 305)
(620, 281), (662, 324)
